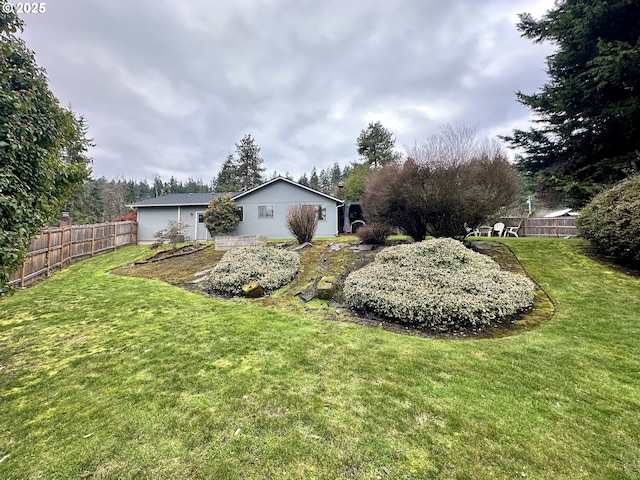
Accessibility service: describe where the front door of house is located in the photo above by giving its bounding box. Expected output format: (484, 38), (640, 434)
(196, 212), (209, 241)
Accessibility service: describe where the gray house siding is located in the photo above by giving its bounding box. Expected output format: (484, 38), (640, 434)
(137, 207), (175, 242)
(234, 180), (338, 238)
(130, 178), (341, 242)
(137, 205), (211, 242)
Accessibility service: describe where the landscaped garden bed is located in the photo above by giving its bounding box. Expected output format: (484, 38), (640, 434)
(344, 238), (535, 332)
(112, 238), (553, 338)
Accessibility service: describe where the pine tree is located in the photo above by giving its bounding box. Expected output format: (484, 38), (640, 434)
(309, 167), (320, 191)
(215, 154), (241, 192)
(298, 173), (310, 186)
(330, 162), (342, 189)
(318, 168), (332, 194)
(235, 134), (265, 191)
(502, 0), (640, 206)
(356, 121), (401, 168)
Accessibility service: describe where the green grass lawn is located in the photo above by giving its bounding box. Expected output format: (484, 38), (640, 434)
(1, 239), (639, 479)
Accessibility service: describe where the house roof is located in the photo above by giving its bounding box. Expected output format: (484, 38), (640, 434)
(128, 192), (236, 208)
(232, 176), (342, 203)
(128, 177), (342, 208)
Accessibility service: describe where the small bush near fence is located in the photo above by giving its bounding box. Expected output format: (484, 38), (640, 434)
(202, 246), (300, 297)
(344, 238), (535, 331)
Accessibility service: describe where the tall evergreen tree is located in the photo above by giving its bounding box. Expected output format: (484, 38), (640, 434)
(235, 134), (265, 191)
(502, 0), (640, 206)
(214, 153), (241, 192)
(318, 168), (332, 194)
(298, 173), (310, 187)
(330, 162), (342, 188)
(356, 121), (401, 168)
(309, 167), (320, 191)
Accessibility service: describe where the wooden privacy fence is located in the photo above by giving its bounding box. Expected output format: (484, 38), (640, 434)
(9, 221), (138, 288)
(520, 217), (578, 238)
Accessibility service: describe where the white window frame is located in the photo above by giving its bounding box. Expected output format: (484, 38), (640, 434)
(258, 205), (274, 218)
(303, 203), (327, 221)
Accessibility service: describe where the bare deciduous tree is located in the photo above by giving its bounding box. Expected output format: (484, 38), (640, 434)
(363, 124), (519, 240)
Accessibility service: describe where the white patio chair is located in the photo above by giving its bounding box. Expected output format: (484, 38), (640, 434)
(492, 222), (505, 237)
(505, 220), (524, 237)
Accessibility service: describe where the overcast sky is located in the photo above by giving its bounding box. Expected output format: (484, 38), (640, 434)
(19, 0), (556, 184)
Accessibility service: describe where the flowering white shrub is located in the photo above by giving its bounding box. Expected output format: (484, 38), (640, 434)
(203, 246), (300, 296)
(344, 238), (535, 330)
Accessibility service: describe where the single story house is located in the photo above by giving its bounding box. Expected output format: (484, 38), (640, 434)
(129, 176), (343, 242)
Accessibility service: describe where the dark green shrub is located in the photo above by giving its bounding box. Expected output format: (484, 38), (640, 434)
(576, 175), (640, 267)
(204, 194), (240, 236)
(355, 223), (389, 245)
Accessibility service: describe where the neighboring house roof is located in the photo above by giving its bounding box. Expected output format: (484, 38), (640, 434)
(543, 208), (579, 218)
(128, 177), (342, 208)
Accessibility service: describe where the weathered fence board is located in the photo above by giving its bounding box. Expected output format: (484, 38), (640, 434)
(9, 221), (138, 288)
(521, 217), (578, 237)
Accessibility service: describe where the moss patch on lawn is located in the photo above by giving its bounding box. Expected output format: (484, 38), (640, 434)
(112, 243), (226, 286)
(112, 239), (554, 338)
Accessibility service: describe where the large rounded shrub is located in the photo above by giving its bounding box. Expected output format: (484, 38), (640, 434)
(344, 238), (535, 331)
(203, 246), (300, 296)
(576, 175), (640, 267)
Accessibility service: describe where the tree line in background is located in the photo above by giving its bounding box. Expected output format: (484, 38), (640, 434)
(59, 176), (212, 225)
(62, 118), (529, 231)
(62, 129), (360, 225)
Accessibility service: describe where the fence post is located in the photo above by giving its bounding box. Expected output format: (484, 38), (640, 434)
(91, 224), (96, 257)
(69, 226), (74, 263)
(46, 229), (52, 275)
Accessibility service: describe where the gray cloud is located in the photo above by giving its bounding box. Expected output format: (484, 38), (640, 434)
(19, 0), (556, 182)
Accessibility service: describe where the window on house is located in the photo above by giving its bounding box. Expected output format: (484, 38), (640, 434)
(258, 205), (274, 218)
(198, 213), (204, 223)
(236, 206), (244, 222)
(303, 204), (327, 221)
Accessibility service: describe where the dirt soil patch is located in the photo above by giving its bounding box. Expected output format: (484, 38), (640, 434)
(112, 240), (554, 339)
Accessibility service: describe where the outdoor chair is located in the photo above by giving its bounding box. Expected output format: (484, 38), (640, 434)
(464, 223), (481, 237)
(491, 222), (505, 237)
(505, 220), (524, 237)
